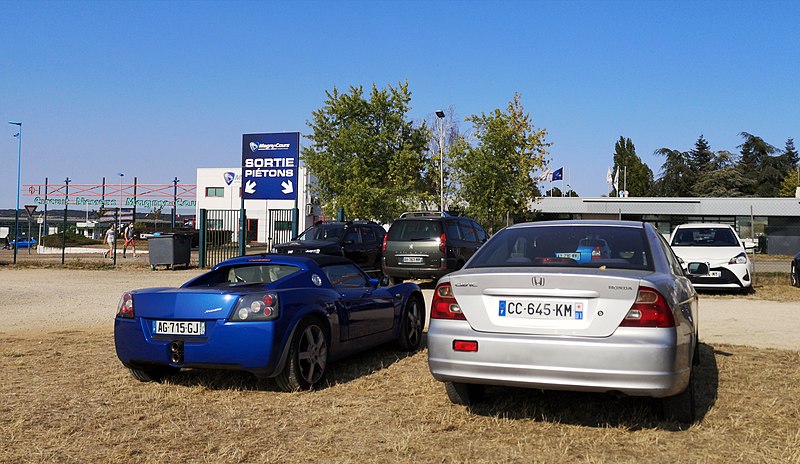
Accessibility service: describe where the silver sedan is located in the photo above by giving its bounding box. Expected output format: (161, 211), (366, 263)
(427, 220), (699, 423)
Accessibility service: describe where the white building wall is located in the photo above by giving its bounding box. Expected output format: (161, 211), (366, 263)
(195, 167), (316, 244)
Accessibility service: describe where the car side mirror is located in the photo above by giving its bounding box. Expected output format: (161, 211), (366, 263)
(369, 277), (381, 289)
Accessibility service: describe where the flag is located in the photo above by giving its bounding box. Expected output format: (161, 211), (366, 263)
(613, 167), (619, 192)
(552, 167), (563, 181)
(606, 167), (612, 184)
(538, 169), (551, 181)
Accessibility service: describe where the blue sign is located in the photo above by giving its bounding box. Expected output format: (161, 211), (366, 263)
(241, 132), (300, 200)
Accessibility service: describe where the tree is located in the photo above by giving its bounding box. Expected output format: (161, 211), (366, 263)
(653, 147), (692, 197)
(450, 93), (550, 232)
(778, 138), (799, 197)
(737, 132), (780, 196)
(691, 151), (755, 197)
(302, 82), (431, 223)
(611, 137), (653, 197)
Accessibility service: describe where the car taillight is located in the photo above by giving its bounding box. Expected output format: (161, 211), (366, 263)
(229, 293), (280, 322)
(619, 287), (675, 328)
(431, 282), (466, 320)
(382, 233), (388, 253)
(117, 292), (134, 319)
(439, 233), (446, 253)
(591, 246), (602, 260)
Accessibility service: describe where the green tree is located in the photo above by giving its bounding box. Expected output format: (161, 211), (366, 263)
(302, 82), (431, 223)
(611, 137), (653, 197)
(691, 151), (755, 197)
(653, 147), (692, 197)
(450, 93), (549, 232)
(778, 138), (799, 197)
(737, 132), (780, 196)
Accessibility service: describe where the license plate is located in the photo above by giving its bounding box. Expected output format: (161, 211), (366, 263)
(499, 299), (586, 320)
(402, 256), (424, 263)
(709, 271), (721, 278)
(555, 252), (581, 260)
(152, 320), (206, 336)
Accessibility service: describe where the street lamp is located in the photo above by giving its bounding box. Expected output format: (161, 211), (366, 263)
(435, 110), (445, 213)
(8, 121), (22, 264)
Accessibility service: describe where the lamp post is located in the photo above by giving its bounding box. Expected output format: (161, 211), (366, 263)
(435, 110), (445, 213)
(172, 177), (179, 230)
(8, 121), (22, 264)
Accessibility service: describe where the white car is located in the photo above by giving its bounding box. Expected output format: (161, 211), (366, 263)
(669, 223), (753, 292)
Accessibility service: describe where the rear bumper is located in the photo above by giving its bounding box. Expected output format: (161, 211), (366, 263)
(427, 319), (692, 398)
(383, 258), (454, 280)
(114, 317), (283, 377)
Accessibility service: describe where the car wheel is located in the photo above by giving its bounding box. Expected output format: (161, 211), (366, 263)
(396, 296), (424, 352)
(128, 366), (177, 382)
(661, 370), (696, 424)
(792, 262), (799, 287)
(275, 319), (329, 392)
(444, 381), (486, 405)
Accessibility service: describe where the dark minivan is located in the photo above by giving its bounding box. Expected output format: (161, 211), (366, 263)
(382, 212), (488, 283)
(273, 220), (386, 272)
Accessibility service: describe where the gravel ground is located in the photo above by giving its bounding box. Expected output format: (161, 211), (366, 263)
(0, 267), (798, 350)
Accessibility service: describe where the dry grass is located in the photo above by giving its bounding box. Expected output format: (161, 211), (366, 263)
(1, 331), (799, 464)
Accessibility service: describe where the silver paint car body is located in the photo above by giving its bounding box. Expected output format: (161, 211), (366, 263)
(427, 220), (698, 403)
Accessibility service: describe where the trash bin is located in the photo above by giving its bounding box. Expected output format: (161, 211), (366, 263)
(147, 233), (192, 270)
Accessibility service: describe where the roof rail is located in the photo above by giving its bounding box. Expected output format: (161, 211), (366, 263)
(399, 211), (451, 218)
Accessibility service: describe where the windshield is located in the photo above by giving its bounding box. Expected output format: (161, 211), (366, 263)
(671, 227), (739, 247)
(296, 224), (346, 242)
(467, 225), (653, 271)
(387, 220), (442, 241)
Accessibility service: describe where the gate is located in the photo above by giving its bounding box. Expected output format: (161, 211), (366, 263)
(199, 209), (243, 268)
(268, 209), (295, 250)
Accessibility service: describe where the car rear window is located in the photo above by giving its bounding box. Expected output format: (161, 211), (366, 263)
(387, 220), (443, 241)
(186, 264), (301, 287)
(670, 227), (739, 247)
(296, 224), (345, 242)
(467, 225), (653, 271)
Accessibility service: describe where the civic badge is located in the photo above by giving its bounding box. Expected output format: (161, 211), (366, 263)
(532, 276), (545, 287)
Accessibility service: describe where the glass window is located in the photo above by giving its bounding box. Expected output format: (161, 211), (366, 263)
(387, 220), (442, 241)
(670, 227), (739, 247)
(344, 227), (361, 244)
(205, 187), (224, 197)
(467, 224), (653, 271)
(445, 220), (462, 240)
(323, 263), (369, 288)
(458, 219), (477, 241)
(362, 227), (376, 244)
(296, 224), (346, 242)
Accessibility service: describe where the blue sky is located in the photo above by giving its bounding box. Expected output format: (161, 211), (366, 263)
(2, 0), (798, 209)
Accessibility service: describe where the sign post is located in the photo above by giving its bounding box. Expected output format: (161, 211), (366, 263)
(241, 132), (301, 250)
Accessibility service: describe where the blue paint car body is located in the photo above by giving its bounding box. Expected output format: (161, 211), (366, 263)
(114, 254), (424, 386)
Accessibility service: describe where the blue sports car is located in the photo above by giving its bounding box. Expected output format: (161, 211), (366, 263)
(114, 254), (425, 391)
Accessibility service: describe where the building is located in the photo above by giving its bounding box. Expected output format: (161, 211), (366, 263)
(532, 196), (800, 254)
(194, 167), (320, 249)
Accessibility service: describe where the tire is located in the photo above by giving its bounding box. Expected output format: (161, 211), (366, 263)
(275, 319), (329, 392)
(792, 262), (798, 288)
(444, 381), (486, 406)
(396, 296), (424, 352)
(661, 370), (696, 424)
(128, 366), (177, 382)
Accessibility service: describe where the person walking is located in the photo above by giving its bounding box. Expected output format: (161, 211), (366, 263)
(123, 222), (137, 258)
(103, 224), (116, 259)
